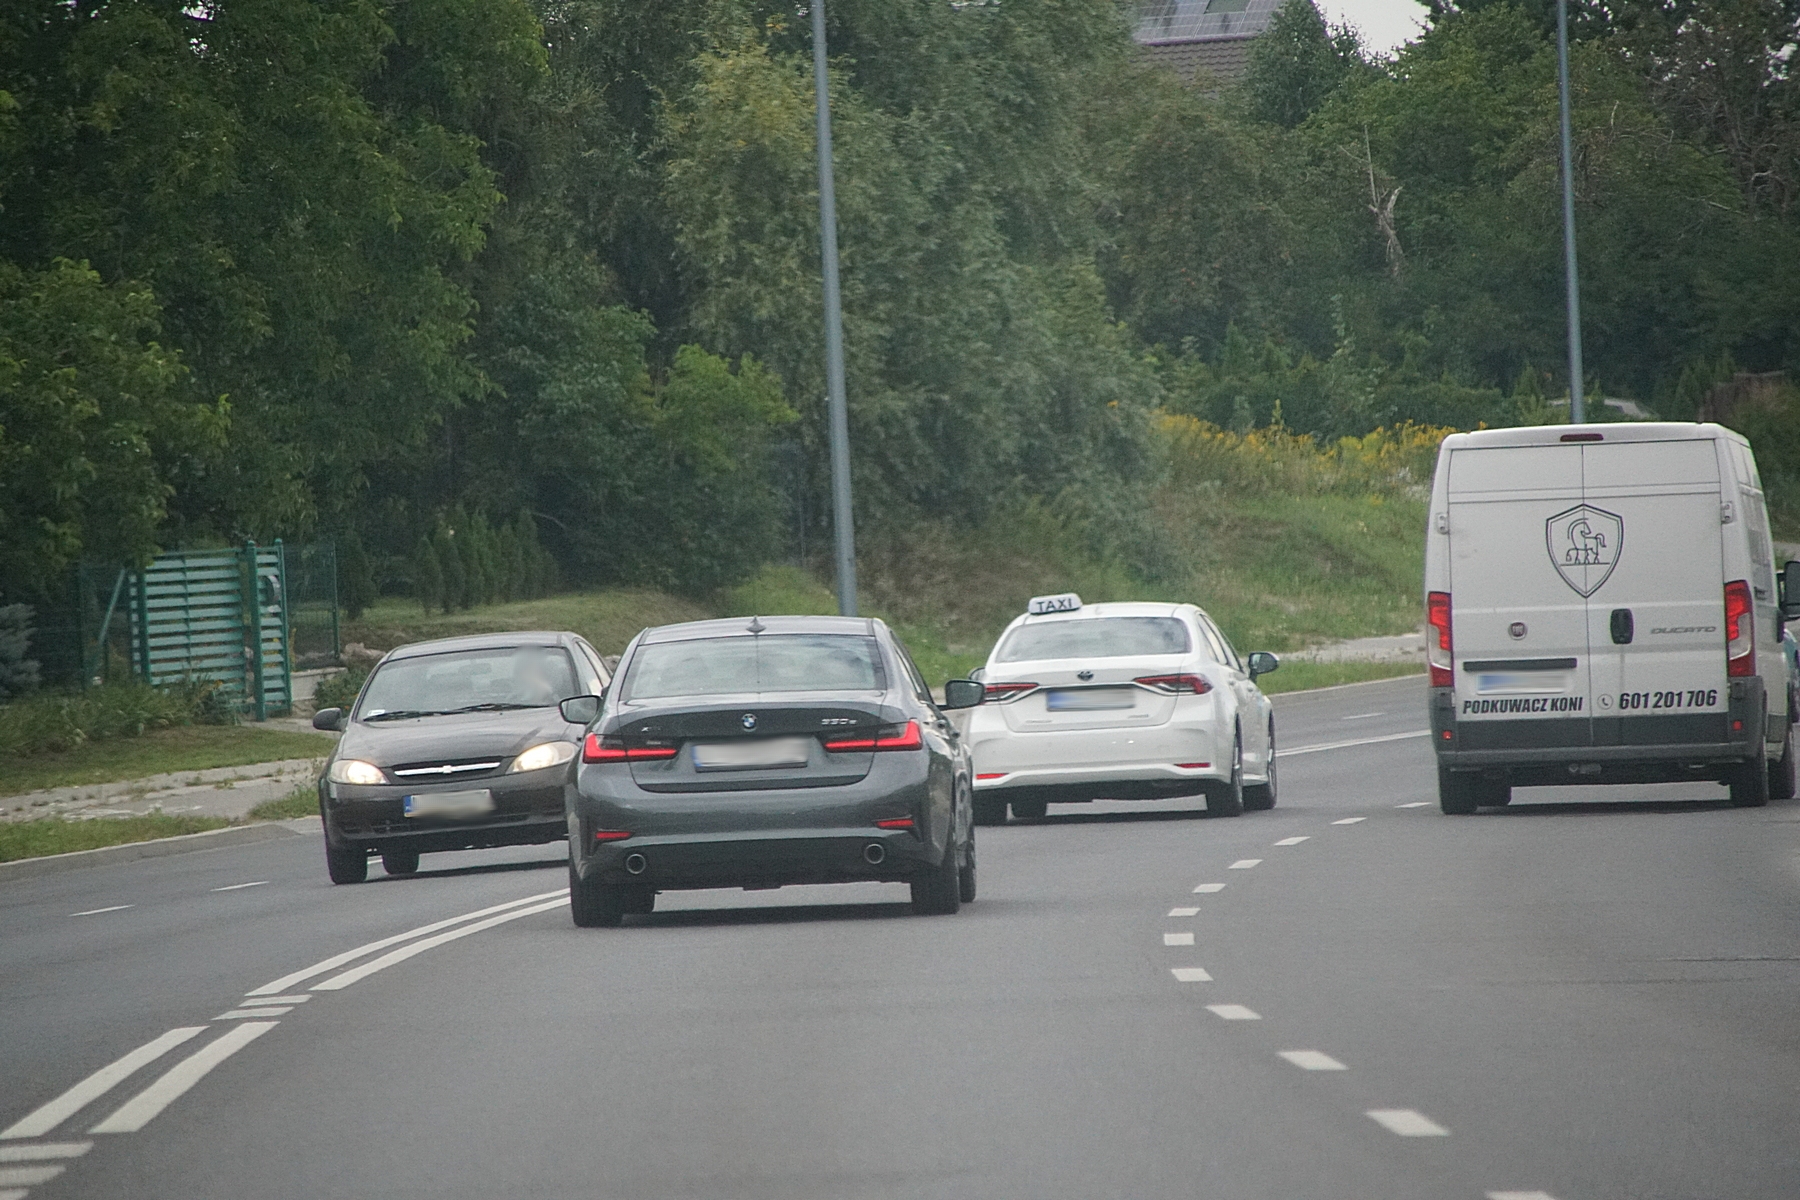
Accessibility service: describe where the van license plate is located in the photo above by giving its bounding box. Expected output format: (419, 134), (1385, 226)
(692, 737), (813, 771)
(403, 790), (494, 819)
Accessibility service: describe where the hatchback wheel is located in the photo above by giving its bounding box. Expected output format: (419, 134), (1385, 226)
(381, 850), (420, 877)
(325, 839), (368, 884)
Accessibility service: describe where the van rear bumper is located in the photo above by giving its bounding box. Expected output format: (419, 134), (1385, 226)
(1430, 680), (1765, 775)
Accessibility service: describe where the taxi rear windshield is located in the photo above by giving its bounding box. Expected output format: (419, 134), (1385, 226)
(995, 617), (1191, 663)
(624, 634), (886, 700)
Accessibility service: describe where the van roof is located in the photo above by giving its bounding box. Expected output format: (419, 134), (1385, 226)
(1441, 421), (1745, 451)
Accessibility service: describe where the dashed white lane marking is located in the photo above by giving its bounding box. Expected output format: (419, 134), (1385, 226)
(1163, 932), (1195, 946)
(1279, 1050), (1347, 1071)
(1, 1027), (206, 1139)
(312, 898), (567, 991)
(1170, 968), (1213, 982)
(1331, 817), (1366, 825)
(1340, 711), (1386, 720)
(215, 1007), (292, 1020)
(1273, 836), (1309, 846)
(247, 888), (568, 995)
(1396, 801), (1431, 808)
(1366, 1109), (1449, 1136)
(69, 905), (132, 917)
(90, 1023), (277, 1134)
(1229, 859), (1261, 869)
(1193, 883), (1225, 893)
(0, 1188), (25, 1200)
(238, 994), (309, 1006)
(1487, 1193), (1562, 1200)
(210, 881), (267, 892)
(0, 1143), (90, 1162)
(1279, 730), (1431, 757)
(0, 1165), (62, 1187)
(1168, 907), (1199, 917)
(1205, 1004), (1260, 1020)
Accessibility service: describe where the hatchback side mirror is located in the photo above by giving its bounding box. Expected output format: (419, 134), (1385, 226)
(312, 707), (343, 732)
(1782, 561), (1800, 621)
(1247, 651), (1280, 680)
(560, 694), (603, 726)
(941, 679), (985, 710)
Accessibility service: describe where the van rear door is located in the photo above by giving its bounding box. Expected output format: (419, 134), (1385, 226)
(1581, 438), (1726, 746)
(1446, 444), (1593, 748)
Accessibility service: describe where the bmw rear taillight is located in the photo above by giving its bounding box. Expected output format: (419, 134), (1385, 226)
(983, 681), (1038, 703)
(1427, 591), (1453, 688)
(1134, 674), (1211, 695)
(1725, 579), (1755, 677)
(823, 720), (923, 752)
(583, 734), (679, 763)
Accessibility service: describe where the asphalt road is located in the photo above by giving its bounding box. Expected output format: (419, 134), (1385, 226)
(3, 673), (1798, 1200)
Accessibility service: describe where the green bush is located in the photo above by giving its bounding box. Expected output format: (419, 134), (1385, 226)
(311, 665), (370, 713)
(0, 679), (208, 758)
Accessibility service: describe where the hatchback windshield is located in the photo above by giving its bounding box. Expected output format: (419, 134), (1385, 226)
(624, 635), (884, 700)
(357, 647), (579, 719)
(995, 617), (1191, 663)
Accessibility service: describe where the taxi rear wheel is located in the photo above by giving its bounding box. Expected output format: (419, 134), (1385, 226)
(972, 796), (1008, 826)
(1207, 734), (1244, 817)
(1243, 722), (1277, 811)
(1008, 794), (1048, 820)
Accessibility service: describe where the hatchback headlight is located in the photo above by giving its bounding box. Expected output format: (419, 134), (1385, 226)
(509, 741), (577, 773)
(328, 759), (385, 785)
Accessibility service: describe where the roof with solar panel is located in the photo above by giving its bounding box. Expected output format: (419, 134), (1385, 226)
(1133, 0), (1282, 82)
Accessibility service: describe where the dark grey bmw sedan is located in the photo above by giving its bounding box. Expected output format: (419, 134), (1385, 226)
(563, 615), (983, 926)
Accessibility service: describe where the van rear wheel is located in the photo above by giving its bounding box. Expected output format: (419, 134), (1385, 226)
(1769, 719), (1796, 801)
(1438, 767), (1479, 815)
(1730, 747), (1771, 808)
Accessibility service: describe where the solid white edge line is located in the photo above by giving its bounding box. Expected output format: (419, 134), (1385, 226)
(1, 1027), (206, 1139)
(1278, 1050), (1347, 1071)
(245, 888), (568, 995)
(1279, 730), (1431, 757)
(312, 898), (568, 991)
(237, 995), (309, 1005)
(90, 1023), (277, 1134)
(1396, 801), (1431, 808)
(0, 1165), (63, 1187)
(210, 881), (268, 892)
(1366, 1108), (1449, 1136)
(0, 1143), (91, 1162)
(69, 905), (133, 917)
(1487, 1193), (1561, 1200)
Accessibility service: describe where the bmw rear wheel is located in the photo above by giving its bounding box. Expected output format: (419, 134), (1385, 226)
(912, 839), (963, 916)
(957, 828), (978, 904)
(569, 861), (626, 927)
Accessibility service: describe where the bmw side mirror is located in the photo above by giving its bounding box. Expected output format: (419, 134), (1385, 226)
(560, 694), (603, 726)
(1247, 652), (1280, 680)
(941, 679), (985, 710)
(1782, 561), (1800, 621)
(311, 707), (343, 732)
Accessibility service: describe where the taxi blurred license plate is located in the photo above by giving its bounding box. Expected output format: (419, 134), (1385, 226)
(403, 790), (494, 819)
(691, 737), (812, 772)
(1046, 688), (1136, 711)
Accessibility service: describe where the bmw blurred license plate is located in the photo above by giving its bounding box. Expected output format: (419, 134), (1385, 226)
(691, 737), (812, 772)
(403, 790), (494, 819)
(1046, 689), (1135, 711)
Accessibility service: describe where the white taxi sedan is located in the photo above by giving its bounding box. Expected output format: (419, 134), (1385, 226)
(964, 595), (1279, 822)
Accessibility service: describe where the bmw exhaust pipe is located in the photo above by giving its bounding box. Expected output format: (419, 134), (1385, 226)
(863, 843), (886, 865)
(624, 852), (648, 875)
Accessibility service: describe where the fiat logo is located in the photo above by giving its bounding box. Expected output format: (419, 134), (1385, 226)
(741, 713), (757, 730)
(1509, 622), (1528, 639)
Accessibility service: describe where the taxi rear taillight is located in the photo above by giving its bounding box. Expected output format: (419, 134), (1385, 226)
(1134, 674), (1211, 695)
(823, 720), (923, 752)
(983, 681), (1039, 703)
(1427, 591), (1453, 688)
(583, 734), (679, 763)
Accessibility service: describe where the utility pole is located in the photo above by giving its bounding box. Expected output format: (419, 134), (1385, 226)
(811, 0), (857, 616)
(1557, 0), (1586, 423)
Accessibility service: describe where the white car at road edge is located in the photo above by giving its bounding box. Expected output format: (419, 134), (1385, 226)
(963, 594), (1279, 822)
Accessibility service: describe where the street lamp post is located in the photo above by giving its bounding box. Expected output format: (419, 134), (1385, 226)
(811, 0), (858, 616)
(1557, 0), (1586, 423)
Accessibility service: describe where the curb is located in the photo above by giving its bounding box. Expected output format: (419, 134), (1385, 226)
(0, 818), (316, 884)
(1270, 671), (1426, 701)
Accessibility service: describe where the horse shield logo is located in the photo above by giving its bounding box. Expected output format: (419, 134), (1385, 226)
(1546, 504), (1623, 597)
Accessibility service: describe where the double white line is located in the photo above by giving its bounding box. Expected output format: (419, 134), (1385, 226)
(1, 888), (567, 1147)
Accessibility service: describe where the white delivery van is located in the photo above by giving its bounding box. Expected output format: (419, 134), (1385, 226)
(1424, 422), (1800, 813)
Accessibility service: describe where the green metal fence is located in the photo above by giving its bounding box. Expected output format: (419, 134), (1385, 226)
(125, 542), (292, 719)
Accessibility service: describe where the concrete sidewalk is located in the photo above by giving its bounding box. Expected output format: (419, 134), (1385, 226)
(2, 756), (324, 825)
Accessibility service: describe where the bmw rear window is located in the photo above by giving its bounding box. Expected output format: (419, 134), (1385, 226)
(623, 635), (886, 699)
(995, 617), (1191, 663)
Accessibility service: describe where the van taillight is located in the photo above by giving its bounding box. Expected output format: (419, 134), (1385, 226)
(1725, 579), (1755, 677)
(1427, 591), (1453, 687)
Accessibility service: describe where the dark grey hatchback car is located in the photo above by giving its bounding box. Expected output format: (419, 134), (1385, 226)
(562, 615), (984, 926)
(312, 631), (611, 883)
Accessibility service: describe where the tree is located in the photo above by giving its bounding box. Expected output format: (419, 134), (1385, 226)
(1242, 0), (1369, 130)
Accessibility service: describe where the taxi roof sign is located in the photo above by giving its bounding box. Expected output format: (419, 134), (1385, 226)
(1026, 592), (1083, 616)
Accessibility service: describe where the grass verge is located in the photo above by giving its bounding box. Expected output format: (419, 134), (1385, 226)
(345, 589), (714, 657)
(247, 783), (320, 822)
(1259, 660), (1423, 694)
(0, 726), (338, 799)
(0, 814), (231, 863)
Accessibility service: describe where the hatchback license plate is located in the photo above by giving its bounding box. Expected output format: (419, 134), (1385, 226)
(691, 737), (813, 772)
(403, 790), (494, 819)
(1046, 689), (1136, 711)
